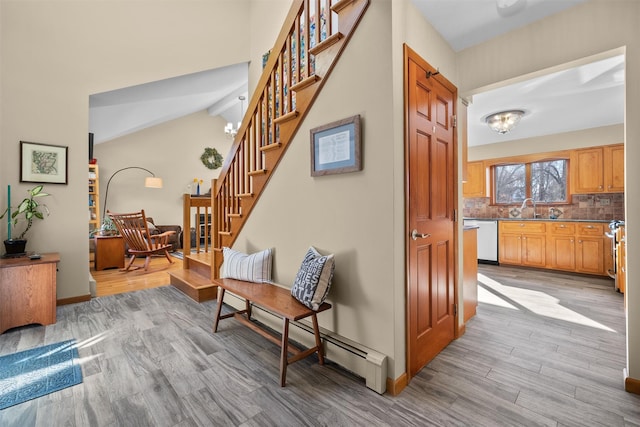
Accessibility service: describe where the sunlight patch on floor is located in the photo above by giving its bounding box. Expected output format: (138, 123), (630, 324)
(478, 273), (615, 332)
(478, 285), (518, 310)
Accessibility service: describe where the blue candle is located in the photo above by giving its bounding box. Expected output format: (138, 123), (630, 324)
(7, 184), (11, 240)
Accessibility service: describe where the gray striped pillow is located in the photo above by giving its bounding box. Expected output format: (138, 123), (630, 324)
(222, 247), (273, 283)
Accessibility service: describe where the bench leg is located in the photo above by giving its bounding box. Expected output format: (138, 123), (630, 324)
(312, 313), (325, 365)
(246, 300), (252, 320)
(280, 317), (290, 387)
(213, 288), (225, 333)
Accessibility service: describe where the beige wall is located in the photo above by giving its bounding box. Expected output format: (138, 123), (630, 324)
(457, 0), (640, 384)
(94, 111), (232, 226)
(469, 124), (624, 161)
(235, 0), (399, 375)
(1, 1), (250, 299)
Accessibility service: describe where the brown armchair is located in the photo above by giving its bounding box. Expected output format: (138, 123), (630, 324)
(146, 217), (182, 250)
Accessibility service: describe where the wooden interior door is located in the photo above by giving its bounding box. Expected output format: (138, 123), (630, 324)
(405, 45), (456, 378)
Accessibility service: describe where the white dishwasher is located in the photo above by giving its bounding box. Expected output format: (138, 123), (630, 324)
(463, 219), (499, 264)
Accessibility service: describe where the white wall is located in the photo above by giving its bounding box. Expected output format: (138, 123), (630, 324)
(94, 111), (232, 226)
(457, 0), (640, 385)
(1, 1), (251, 299)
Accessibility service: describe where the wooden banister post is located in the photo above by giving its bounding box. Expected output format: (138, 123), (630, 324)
(211, 179), (220, 279)
(182, 193), (191, 265)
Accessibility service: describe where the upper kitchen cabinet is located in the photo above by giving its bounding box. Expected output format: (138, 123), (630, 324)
(604, 144), (624, 192)
(463, 161), (486, 198)
(571, 144), (624, 194)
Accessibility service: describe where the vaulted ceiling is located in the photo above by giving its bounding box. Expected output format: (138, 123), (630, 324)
(89, 62), (248, 144)
(90, 1), (624, 148)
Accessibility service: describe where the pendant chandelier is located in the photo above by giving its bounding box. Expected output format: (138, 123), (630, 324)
(224, 95), (246, 138)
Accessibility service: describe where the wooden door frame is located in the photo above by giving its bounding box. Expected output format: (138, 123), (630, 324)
(403, 44), (461, 384)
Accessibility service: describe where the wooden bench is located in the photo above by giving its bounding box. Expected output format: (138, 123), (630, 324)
(212, 278), (332, 386)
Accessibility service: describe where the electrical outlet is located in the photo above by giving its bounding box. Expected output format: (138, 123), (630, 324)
(600, 198), (610, 206)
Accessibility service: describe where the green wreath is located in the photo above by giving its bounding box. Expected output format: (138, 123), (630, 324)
(200, 147), (223, 170)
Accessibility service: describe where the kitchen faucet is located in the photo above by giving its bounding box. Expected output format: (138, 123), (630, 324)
(520, 198), (538, 218)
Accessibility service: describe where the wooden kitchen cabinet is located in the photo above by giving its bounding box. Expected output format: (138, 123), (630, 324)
(499, 220), (611, 277)
(463, 227), (478, 323)
(575, 223), (608, 275)
(546, 222), (610, 276)
(463, 161), (486, 198)
(617, 226), (626, 295)
(499, 221), (546, 267)
(571, 144), (624, 194)
(604, 144), (624, 192)
(547, 222), (577, 270)
(576, 236), (605, 275)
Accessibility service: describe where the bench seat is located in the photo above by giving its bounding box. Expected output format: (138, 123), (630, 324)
(212, 278), (332, 386)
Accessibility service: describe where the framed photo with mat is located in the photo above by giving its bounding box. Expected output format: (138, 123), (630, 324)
(310, 115), (362, 177)
(20, 141), (68, 184)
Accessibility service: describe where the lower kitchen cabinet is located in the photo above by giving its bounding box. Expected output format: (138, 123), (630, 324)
(548, 235), (576, 270)
(499, 222), (546, 268)
(575, 236), (605, 275)
(500, 220), (611, 276)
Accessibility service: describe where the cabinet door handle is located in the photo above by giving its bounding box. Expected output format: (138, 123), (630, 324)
(586, 225), (594, 229)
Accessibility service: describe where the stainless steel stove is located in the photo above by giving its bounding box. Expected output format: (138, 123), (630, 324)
(606, 219), (625, 290)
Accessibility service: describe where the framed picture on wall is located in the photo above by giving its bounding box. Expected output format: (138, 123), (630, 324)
(20, 141), (68, 184)
(310, 115), (362, 177)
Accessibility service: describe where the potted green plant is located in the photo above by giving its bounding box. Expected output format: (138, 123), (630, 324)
(91, 216), (117, 237)
(1, 184), (50, 255)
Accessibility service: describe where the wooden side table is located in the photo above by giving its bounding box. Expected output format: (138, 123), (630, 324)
(0, 252), (59, 334)
(94, 235), (125, 271)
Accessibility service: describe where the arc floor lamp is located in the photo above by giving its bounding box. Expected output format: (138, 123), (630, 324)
(102, 166), (163, 220)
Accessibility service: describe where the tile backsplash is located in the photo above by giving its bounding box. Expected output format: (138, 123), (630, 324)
(463, 193), (624, 221)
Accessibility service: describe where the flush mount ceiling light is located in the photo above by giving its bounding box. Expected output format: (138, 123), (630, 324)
(485, 110), (525, 134)
(496, 0), (527, 17)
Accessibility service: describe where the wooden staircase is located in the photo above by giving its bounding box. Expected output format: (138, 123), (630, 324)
(169, 0), (370, 302)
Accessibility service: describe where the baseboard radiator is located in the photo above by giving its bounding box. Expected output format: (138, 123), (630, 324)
(223, 294), (388, 394)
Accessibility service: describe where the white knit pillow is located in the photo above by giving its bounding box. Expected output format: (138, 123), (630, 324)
(222, 247), (273, 283)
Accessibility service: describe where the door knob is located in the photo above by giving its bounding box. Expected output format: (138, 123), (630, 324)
(411, 229), (431, 240)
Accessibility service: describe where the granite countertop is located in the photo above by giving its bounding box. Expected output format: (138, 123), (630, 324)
(464, 217), (613, 223)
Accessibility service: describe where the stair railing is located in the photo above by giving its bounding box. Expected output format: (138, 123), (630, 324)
(212, 0), (368, 275)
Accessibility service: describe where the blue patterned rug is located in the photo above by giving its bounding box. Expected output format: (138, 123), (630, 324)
(0, 339), (82, 410)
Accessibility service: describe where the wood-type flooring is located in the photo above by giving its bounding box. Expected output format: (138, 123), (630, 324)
(0, 264), (638, 426)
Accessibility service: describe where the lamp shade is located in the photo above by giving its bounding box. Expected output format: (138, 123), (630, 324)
(485, 110), (525, 134)
(144, 176), (163, 188)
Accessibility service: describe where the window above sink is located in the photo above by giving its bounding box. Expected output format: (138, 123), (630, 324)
(493, 159), (568, 205)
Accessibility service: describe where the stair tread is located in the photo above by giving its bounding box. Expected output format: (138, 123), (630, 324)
(169, 269), (214, 289)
